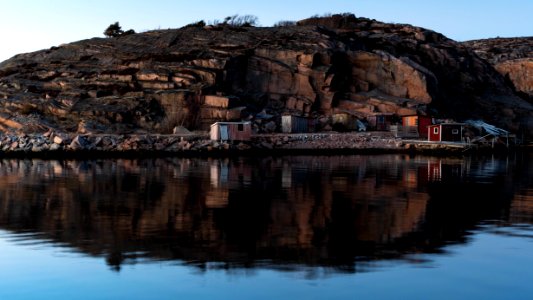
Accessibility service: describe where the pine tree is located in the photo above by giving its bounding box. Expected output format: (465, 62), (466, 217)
(104, 22), (123, 38)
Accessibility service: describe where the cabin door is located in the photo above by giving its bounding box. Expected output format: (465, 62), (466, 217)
(220, 125), (229, 141)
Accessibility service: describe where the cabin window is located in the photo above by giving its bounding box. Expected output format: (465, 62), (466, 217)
(433, 127), (439, 134)
(452, 129), (459, 134)
(238, 124), (244, 131)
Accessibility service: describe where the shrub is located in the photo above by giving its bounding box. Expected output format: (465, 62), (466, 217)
(210, 14), (259, 27)
(183, 20), (206, 28)
(273, 20), (296, 27)
(122, 29), (136, 36)
(296, 13), (357, 28)
(104, 22), (136, 38)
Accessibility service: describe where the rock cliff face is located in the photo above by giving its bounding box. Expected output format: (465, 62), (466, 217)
(463, 37), (533, 99)
(0, 14), (531, 135)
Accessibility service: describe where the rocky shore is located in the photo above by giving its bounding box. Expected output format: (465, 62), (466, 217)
(0, 131), (509, 158)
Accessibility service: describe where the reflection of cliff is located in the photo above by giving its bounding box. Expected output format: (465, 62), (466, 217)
(0, 155), (525, 272)
(509, 154), (533, 223)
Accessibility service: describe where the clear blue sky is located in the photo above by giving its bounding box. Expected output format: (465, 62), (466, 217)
(0, 0), (531, 62)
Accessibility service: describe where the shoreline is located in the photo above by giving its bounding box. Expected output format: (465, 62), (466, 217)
(0, 131), (525, 159)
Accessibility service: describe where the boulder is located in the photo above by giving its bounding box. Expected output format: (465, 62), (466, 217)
(53, 136), (64, 144)
(172, 126), (191, 134)
(69, 135), (89, 150)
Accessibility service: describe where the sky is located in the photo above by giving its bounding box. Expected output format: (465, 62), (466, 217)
(0, 0), (531, 62)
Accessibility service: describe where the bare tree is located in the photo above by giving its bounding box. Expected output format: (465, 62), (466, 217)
(211, 14), (259, 27)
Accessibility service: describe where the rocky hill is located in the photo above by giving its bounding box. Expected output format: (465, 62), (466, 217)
(0, 14), (531, 137)
(463, 37), (533, 100)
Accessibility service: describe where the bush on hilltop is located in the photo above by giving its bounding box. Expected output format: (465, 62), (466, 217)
(104, 22), (136, 38)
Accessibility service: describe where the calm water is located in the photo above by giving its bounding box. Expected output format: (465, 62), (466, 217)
(0, 154), (531, 299)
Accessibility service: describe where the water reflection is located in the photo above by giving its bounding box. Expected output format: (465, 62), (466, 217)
(0, 154), (531, 273)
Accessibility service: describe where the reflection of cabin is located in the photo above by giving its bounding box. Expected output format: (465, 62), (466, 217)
(208, 160), (252, 209)
(210, 122), (252, 141)
(418, 159), (464, 183)
(281, 115), (315, 133)
(428, 123), (465, 142)
(427, 160), (442, 181)
(367, 114), (394, 131)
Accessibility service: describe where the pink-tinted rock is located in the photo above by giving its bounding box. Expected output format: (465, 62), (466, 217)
(349, 51), (433, 103)
(495, 59), (533, 95)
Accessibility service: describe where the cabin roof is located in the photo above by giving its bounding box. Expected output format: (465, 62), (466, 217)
(429, 123), (466, 127)
(464, 120), (509, 136)
(210, 121), (251, 128)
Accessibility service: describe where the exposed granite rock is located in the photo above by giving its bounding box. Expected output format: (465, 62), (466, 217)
(463, 37), (533, 98)
(495, 59), (533, 96)
(0, 14), (531, 138)
(464, 37), (533, 64)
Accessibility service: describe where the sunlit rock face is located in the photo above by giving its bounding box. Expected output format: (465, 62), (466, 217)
(464, 37), (533, 95)
(494, 59), (533, 96)
(0, 14), (531, 135)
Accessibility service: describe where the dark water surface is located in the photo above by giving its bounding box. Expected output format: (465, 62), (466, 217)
(0, 154), (532, 299)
